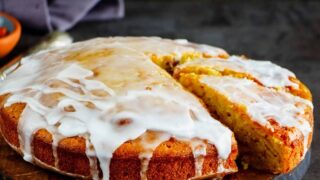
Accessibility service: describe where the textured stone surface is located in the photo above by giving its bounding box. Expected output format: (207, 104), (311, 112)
(1, 0), (319, 179)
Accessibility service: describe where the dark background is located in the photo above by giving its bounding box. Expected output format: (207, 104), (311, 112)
(2, 0), (319, 179)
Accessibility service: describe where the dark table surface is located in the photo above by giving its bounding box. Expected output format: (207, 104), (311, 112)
(1, 0), (319, 179)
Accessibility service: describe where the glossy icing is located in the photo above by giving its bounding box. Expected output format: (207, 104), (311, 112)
(200, 76), (312, 156)
(0, 37), (233, 179)
(177, 55), (299, 88)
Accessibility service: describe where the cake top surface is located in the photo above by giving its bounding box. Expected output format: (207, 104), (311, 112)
(0, 37), (233, 179)
(85, 36), (228, 58)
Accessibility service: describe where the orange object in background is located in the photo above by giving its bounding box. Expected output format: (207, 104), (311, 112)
(0, 12), (21, 58)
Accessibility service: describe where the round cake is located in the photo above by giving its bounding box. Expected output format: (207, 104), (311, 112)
(0, 37), (313, 179)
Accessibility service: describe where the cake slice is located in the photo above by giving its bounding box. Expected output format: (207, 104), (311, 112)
(174, 56), (313, 174)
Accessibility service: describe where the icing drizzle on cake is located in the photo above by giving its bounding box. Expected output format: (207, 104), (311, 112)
(0, 38), (233, 179)
(178, 55), (299, 88)
(200, 76), (312, 156)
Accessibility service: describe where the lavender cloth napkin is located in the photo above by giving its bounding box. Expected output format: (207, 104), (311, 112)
(0, 0), (124, 31)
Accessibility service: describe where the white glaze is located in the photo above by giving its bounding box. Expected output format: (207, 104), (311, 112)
(90, 36), (228, 58)
(0, 37), (233, 179)
(18, 106), (47, 162)
(52, 133), (64, 168)
(200, 76), (312, 156)
(138, 132), (171, 180)
(189, 139), (207, 176)
(86, 138), (100, 180)
(177, 55), (299, 89)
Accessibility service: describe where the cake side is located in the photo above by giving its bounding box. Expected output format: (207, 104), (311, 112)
(0, 100), (238, 179)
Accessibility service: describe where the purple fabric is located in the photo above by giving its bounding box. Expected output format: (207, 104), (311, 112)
(0, 0), (124, 31)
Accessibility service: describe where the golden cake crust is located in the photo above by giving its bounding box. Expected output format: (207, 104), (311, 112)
(0, 96), (238, 179)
